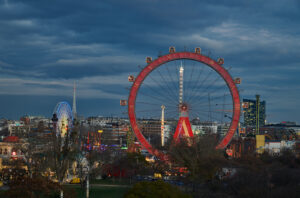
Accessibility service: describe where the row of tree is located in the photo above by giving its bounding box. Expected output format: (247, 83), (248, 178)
(3, 122), (300, 198)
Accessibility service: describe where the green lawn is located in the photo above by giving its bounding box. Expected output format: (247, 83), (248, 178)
(64, 185), (130, 198)
(91, 178), (133, 185)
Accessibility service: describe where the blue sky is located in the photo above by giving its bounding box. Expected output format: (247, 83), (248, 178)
(0, 0), (300, 123)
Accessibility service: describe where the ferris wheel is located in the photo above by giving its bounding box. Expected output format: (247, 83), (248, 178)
(127, 47), (241, 159)
(53, 101), (73, 137)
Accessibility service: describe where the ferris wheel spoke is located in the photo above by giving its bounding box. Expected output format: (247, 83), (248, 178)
(145, 73), (178, 104)
(186, 69), (214, 103)
(136, 101), (177, 108)
(136, 106), (178, 117)
(189, 102), (232, 109)
(135, 108), (161, 113)
(139, 102), (178, 109)
(173, 61), (180, 83)
(191, 111), (225, 123)
(156, 66), (178, 99)
(191, 101), (232, 114)
(190, 112), (215, 122)
(184, 62), (196, 100)
(186, 68), (211, 103)
(185, 65), (204, 102)
(190, 97), (231, 109)
(138, 90), (176, 106)
(165, 63), (179, 99)
(136, 101), (163, 106)
(139, 78), (179, 105)
(189, 87), (232, 107)
(189, 75), (223, 104)
(192, 108), (233, 114)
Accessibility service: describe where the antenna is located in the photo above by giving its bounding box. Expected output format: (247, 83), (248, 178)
(221, 93), (226, 124)
(208, 93), (212, 124)
(72, 81), (77, 119)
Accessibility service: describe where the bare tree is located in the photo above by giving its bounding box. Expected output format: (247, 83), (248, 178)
(168, 135), (226, 183)
(49, 114), (80, 198)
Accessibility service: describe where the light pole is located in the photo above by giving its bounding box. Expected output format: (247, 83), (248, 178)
(85, 163), (90, 198)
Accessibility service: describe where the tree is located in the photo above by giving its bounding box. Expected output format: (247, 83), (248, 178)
(5, 175), (77, 198)
(222, 151), (300, 198)
(16, 135), (51, 178)
(5, 175), (60, 198)
(51, 120), (79, 182)
(46, 115), (80, 197)
(108, 151), (151, 179)
(37, 121), (45, 133)
(168, 135), (226, 182)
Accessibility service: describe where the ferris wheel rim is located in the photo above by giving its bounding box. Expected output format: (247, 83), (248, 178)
(128, 51), (241, 159)
(54, 101), (73, 136)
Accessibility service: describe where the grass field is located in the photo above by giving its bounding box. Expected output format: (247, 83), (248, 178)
(91, 178), (133, 185)
(64, 184), (130, 198)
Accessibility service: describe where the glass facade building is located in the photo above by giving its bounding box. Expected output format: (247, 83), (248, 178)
(243, 98), (266, 127)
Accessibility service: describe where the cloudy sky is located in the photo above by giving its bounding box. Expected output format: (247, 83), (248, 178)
(0, 0), (300, 123)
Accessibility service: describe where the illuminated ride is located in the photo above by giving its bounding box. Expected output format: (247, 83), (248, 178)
(127, 47), (240, 160)
(53, 101), (73, 137)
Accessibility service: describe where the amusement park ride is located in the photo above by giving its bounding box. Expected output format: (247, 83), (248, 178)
(53, 101), (73, 138)
(123, 47), (241, 160)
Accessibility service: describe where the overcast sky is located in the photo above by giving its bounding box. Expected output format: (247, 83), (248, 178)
(0, 0), (300, 123)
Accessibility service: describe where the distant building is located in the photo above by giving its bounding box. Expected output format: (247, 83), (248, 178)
(245, 125), (299, 140)
(7, 121), (31, 137)
(81, 117), (131, 147)
(192, 122), (218, 135)
(226, 137), (256, 158)
(261, 140), (298, 156)
(138, 119), (161, 147)
(243, 96), (266, 127)
(0, 136), (27, 172)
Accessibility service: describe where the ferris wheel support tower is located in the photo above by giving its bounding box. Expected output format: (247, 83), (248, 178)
(173, 62), (194, 141)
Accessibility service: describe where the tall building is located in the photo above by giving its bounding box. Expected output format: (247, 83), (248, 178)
(243, 96), (266, 128)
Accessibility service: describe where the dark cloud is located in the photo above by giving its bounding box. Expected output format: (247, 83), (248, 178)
(23, 82), (66, 89)
(0, 0), (299, 122)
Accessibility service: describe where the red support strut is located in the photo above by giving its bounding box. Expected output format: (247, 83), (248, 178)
(173, 117), (194, 141)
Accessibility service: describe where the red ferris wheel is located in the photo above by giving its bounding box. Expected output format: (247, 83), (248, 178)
(127, 47), (240, 160)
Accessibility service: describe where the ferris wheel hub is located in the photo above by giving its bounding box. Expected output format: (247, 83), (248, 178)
(179, 103), (189, 112)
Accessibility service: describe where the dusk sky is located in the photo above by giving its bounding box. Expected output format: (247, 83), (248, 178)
(0, 0), (300, 123)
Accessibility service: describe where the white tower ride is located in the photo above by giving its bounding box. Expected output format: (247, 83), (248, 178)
(179, 63), (184, 105)
(161, 105), (165, 147)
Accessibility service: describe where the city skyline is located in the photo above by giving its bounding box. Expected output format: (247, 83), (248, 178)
(0, 0), (300, 123)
